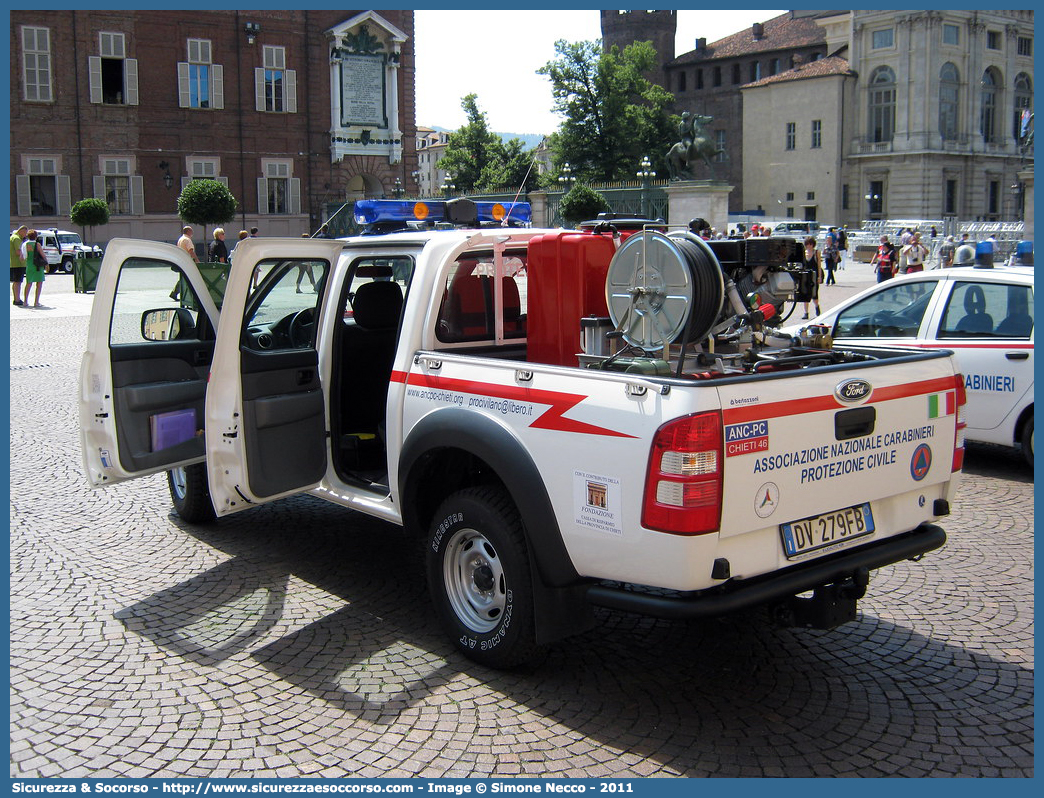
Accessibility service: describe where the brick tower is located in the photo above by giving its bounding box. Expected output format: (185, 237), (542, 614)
(600, 9), (676, 88)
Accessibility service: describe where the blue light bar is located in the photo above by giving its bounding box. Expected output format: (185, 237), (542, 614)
(353, 199), (531, 226)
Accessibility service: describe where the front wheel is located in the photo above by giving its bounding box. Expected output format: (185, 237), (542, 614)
(61, 257), (75, 274)
(167, 463), (216, 523)
(426, 487), (544, 668)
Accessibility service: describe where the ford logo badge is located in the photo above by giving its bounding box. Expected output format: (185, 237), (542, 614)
(836, 378), (872, 403)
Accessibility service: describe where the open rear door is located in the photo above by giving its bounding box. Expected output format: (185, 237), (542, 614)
(204, 237), (345, 516)
(79, 239), (220, 487)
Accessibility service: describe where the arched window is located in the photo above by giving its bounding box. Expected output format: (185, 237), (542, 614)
(1013, 72), (1032, 141)
(939, 63), (960, 141)
(980, 67), (1001, 144)
(868, 66), (896, 143)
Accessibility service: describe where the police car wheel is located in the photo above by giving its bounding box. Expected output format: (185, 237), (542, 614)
(61, 258), (74, 274)
(167, 463), (216, 523)
(1021, 415), (1033, 468)
(426, 487), (543, 668)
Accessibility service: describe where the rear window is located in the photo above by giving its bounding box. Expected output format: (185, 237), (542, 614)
(435, 251), (527, 344)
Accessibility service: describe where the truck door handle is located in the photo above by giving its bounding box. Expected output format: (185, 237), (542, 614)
(297, 369), (314, 385)
(1005, 352), (1030, 360)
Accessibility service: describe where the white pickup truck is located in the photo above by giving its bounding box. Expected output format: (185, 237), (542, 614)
(80, 200), (966, 667)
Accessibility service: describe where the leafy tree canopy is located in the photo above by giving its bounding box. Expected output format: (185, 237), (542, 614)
(70, 197), (110, 229)
(177, 179), (238, 229)
(438, 94), (538, 193)
(538, 40), (675, 183)
(559, 183), (610, 225)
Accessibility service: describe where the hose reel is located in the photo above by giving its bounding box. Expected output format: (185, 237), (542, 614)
(605, 229), (725, 351)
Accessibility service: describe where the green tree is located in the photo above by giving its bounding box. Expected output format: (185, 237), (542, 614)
(438, 94), (537, 193)
(176, 179), (238, 246)
(538, 39), (675, 183)
(559, 184), (610, 226)
(70, 197), (109, 244)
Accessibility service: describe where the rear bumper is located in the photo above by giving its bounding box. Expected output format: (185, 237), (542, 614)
(586, 523), (945, 620)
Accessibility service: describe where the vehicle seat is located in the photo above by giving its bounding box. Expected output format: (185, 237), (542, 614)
(339, 281), (403, 464)
(502, 276), (525, 338)
(954, 285), (994, 335)
(440, 274), (490, 341)
(996, 312), (1034, 338)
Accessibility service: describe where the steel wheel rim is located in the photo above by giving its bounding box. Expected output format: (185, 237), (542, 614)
(443, 528), (506, 633)
(169, 467), (187, 501)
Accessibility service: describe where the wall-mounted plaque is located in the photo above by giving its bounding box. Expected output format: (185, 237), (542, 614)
(341, 53), (387, 128)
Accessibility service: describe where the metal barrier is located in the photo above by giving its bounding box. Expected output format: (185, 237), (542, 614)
(73, 257), (102, 293)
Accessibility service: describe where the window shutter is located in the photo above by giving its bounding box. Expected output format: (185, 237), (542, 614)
(15, 175), (32, 217)
(257, 178), (268, 214)
(289, 178), (301, 214)
(88, 56), (102, 104)
(211, 64), (224, 110)
(130, 175), (144, 215)
(255, 68), (266, 111)
(285, 70), (297, 113)
(125, 58), (138, 105)
(93, 175), (105, 198)
(56, 175), (71, 216)
(177, 62), (190, 107)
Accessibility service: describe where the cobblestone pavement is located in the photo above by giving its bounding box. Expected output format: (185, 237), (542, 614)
(9, 275), (1033, 778)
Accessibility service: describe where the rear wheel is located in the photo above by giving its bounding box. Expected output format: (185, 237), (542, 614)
(167, 463), (216, 523)
(426, 487), (543, 668)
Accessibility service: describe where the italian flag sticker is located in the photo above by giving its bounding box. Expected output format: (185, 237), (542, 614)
(928, 391), (955, 418)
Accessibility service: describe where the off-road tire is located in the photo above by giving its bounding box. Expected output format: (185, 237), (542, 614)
(167, 463), (217, 523)
(426, 486), (544, 668)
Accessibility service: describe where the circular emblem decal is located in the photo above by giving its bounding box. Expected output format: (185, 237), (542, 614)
(755, 482), (780, 518)
(836, 378), (872, 403)
(910, 444), (932, 481)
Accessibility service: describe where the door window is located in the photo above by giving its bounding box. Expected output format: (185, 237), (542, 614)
(834, 280), (936, 339)
(939, 281), (1032, 339)
(111, 258), (209, 345)
(242, 258), (329, 351)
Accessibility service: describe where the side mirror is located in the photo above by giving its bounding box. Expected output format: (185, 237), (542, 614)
(141, 307), (197, 341)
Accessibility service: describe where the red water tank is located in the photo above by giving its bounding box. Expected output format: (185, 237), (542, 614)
(526, 230), (618, 367)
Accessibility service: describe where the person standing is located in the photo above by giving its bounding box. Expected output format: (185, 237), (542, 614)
(903, 232), (929, 274)
(21, 229), (46, 308)
(836, 226), (848, 270)
(11, 224), (28, 305)
(177, 226), (199, 263)
(938, 235), (956, 268)
(208, 228), (229, 263)
(229, 230), (249, 262)
(870, 235), (896, 282)
(801, 236), (823, 318)
(822, 232), (839, 285)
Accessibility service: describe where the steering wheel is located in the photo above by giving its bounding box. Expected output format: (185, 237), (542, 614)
(288, 307), (315, 348)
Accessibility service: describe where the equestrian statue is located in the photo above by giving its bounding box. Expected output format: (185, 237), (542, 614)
(665, 112), (724, 181)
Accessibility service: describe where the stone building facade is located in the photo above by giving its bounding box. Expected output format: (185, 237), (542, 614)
(610, 9), (1034, 227)
(665, 12), (829, 213)
(10, 10), (417, 243)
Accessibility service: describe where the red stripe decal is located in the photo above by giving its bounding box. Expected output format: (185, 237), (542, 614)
(723, 375), (960, 424)
(395, 370), (635, 438)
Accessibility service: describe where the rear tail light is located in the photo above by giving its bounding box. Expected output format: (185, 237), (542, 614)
(643, 411), (723, 535)
(952, 374), (967, 472)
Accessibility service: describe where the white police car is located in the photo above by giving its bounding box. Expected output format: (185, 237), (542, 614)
(784, 266), (1034, 465)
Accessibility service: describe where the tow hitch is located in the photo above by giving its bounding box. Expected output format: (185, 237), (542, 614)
(772, 567), (870, 630)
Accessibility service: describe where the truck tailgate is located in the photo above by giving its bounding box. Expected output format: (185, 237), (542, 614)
(715, 353), (960, 577)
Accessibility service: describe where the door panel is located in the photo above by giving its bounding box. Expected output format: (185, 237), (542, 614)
(79, 240), (220, 487)
(204, 238), (346, 516)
